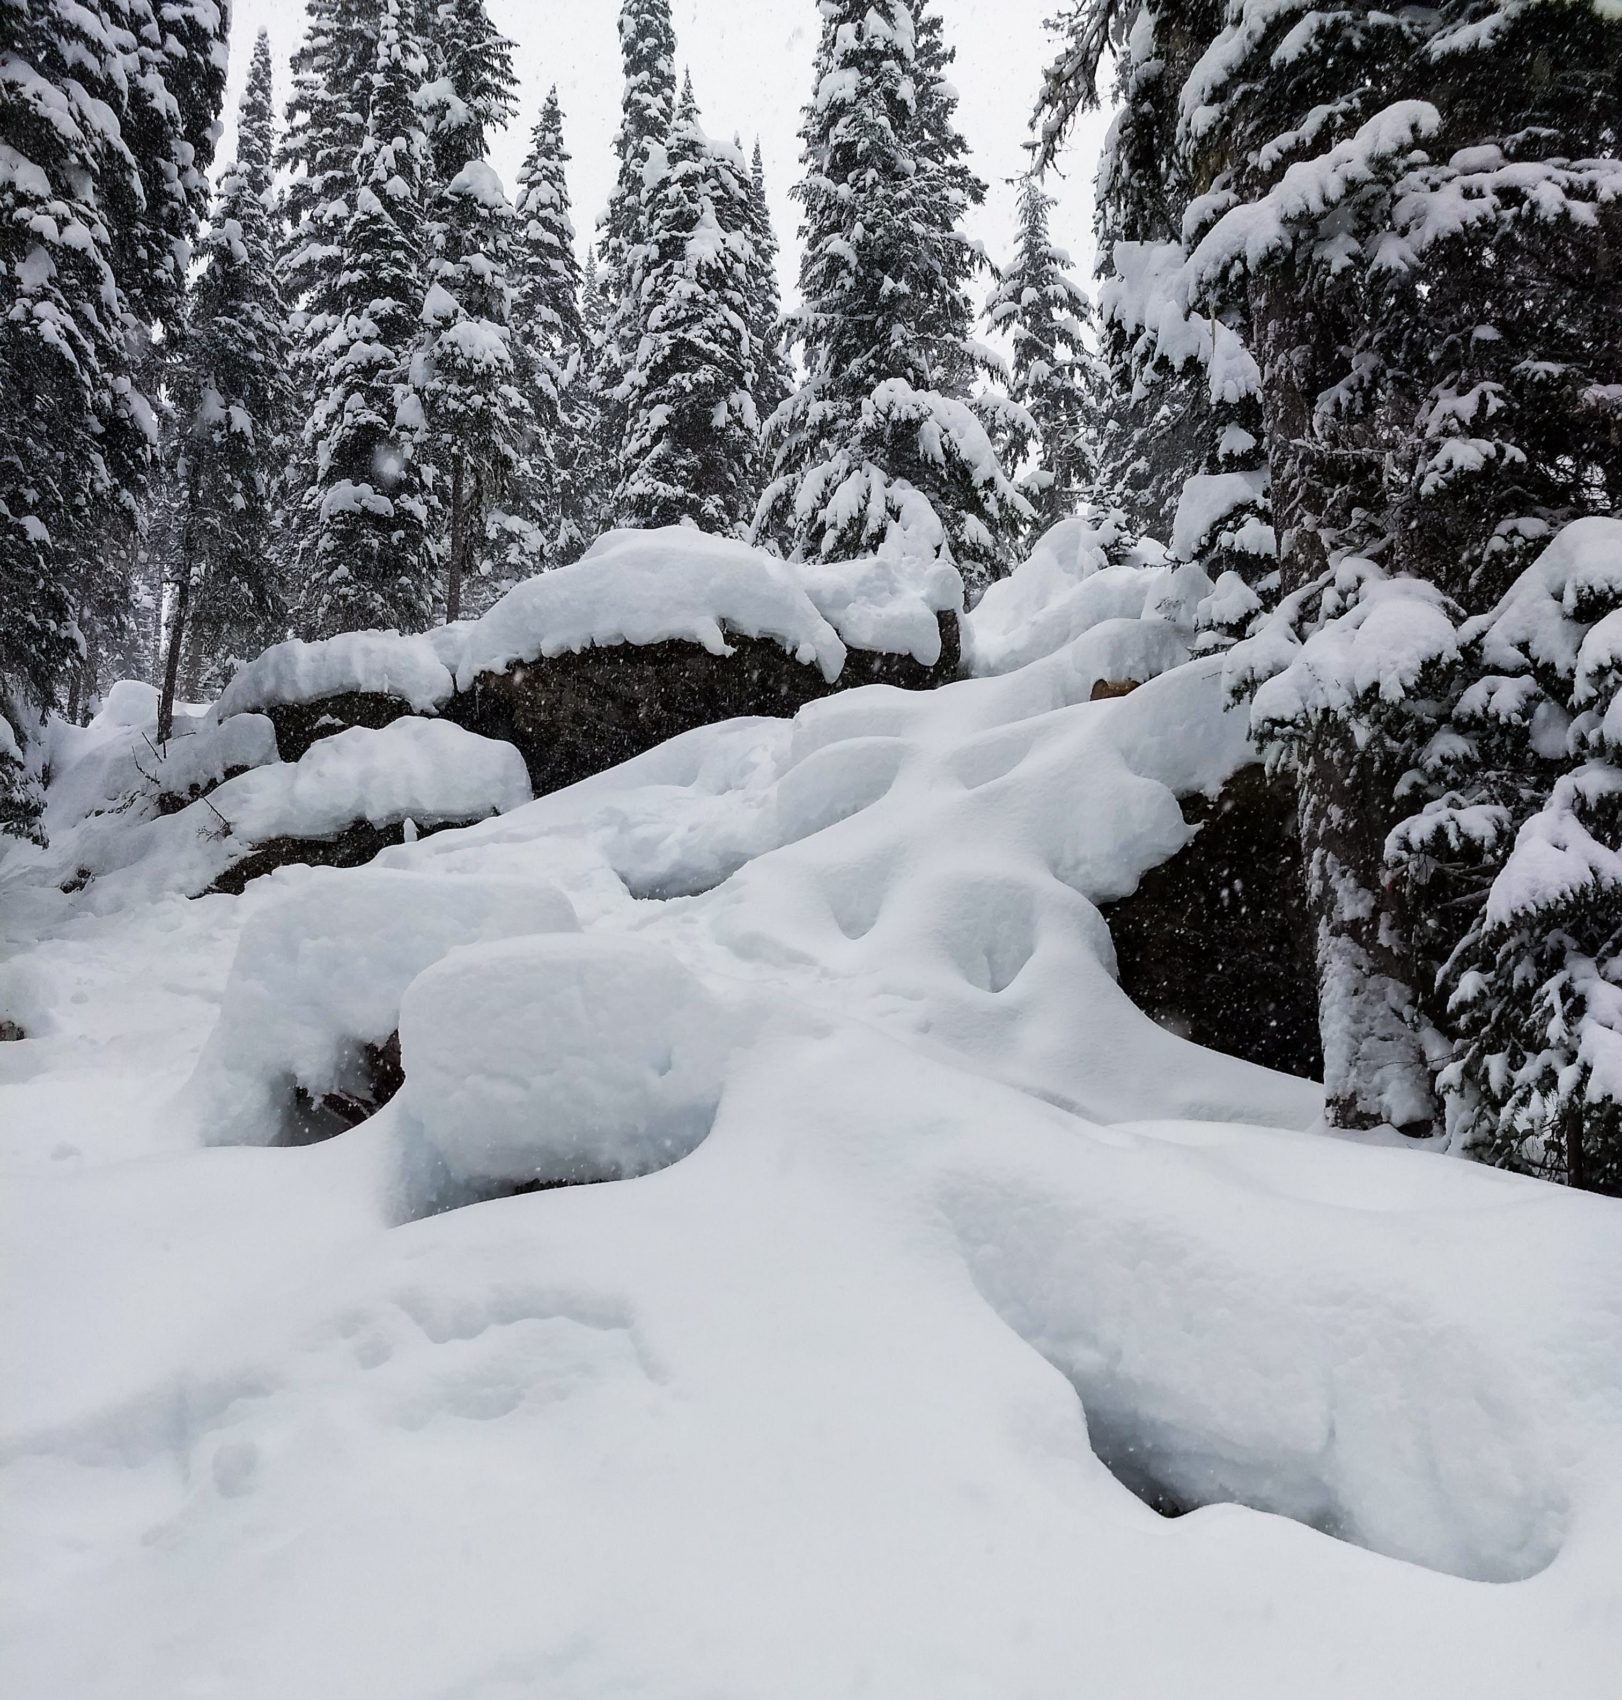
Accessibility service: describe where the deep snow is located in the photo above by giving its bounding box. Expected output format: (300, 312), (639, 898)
(3, 535), (1621, 1699)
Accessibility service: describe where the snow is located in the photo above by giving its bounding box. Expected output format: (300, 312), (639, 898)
(400, 935), (734, 1191)
(965, 512), (1189, 676)
(215, 629), (456, 719)
(5, 554), (1622, 1698)
(26, 720), (533, 907)
(1172, 469), (1272, 562)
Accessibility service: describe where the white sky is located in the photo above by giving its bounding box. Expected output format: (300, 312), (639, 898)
(222, 0), (1112, 307)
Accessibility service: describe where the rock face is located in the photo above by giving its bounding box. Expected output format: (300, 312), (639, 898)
(445, 618), (959, 796)
(1101, 765), (1322, 1082)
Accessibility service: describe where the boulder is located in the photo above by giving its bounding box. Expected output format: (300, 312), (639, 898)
(1100, 764), (1321, 1082)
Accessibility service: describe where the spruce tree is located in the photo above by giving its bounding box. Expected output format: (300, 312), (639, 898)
(743, 141), (793, 441)
(1, 0), (224, 833)
(984, 178), (1100, 546)
(758, 0), (1025, 589)
(157, 32), (293, 732)
(510, 88), (596, 569)
(276, 0), (384, 603)
(1186, 0), (1622, 1132)
(617, 83), (762, 536)
(418, 0), (524, 618)
(598, 0), (679, 475)
(304, 0), (437, 637)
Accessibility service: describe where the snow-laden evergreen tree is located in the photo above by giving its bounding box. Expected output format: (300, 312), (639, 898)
(1034, 0), (1270, 593)
(984, 179), (1099, 547)
(758, 0), (1025, 590)
(276, 0), (384, 601)
(597, 0), (679, 469)
(417, 0), (524, 618)
(509, 87), (595, 570)
(574, 247), (618, 542)
(616, 82), (761, 535)
(156, 33), (293, 731)
(1190, 0), (1622, 1133)
(1, 0), (225, 833)
(1385, 519), (1622, 1193)
(743, 141), (794, 446)
(303, 0), (437, 637)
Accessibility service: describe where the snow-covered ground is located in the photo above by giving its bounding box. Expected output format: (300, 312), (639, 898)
(3, 553), (1620, 1697)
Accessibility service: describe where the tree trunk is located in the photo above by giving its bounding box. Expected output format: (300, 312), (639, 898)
(446, 454), (466, 624)
(158, 568), (192, 744)
(1250, 267), (1439, 1132)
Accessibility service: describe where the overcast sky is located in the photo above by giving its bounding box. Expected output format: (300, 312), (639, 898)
(222, 0), (1112, 306)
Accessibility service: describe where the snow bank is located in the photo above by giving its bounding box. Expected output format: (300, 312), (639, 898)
(10, 555), (1622, 1700)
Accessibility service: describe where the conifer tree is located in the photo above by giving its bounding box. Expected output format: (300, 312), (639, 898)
(617, 83), (761, 535)
(598, 0), (679, 471)
(157, 32), (293, 733)
(743, 141), (793, 440)
(509, 87), (594, 570)
(304, 0), (437, 637)
(418, 0), (524, 618)
(758, 0), (1025, 589)
(984, 179), (1099, 546)
(276, 0), (384, 598)
(1, 0), (224, 832)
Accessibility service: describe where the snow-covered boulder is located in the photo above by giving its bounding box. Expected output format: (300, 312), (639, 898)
(67, 720), (533, 905)
(202, 531), (964, 796)
(181, 867), (578, 1148)
(214, 631), (457, 760)
(444, 530), (963, 795)
(398, 935), (737, 1191)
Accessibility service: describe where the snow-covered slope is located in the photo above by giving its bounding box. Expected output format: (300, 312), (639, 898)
(3, 602), (1620, 1698)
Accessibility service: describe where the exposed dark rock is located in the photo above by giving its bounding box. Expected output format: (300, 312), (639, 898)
(444, 616), (961, 797)
(0, 1019), (24, 1042)
(153, 765), (255, 818)
(1101, 764), (1322, 1081)
(205, 816), (457, 898)
(1089, 678), (1142, 702)
(265, 690), (419, 763)
(278, 1032), (404, 1146)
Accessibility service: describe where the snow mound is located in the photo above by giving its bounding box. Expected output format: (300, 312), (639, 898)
(215, 630), (455, 720)
(58, 719), (533, 906)
(965, 513), (1190, 675)
(398, 935), (736, 1191)
(45, 711), (278, 838)
(180, 867), (578, 1148)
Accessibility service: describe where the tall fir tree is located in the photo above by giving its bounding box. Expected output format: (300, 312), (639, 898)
(984, 179), (1100, 546)
(157, 31), (293, 733)
(276, 0), (384, 605)
(598, 0), (679, 486)
(743, 140), (793, 443)
(417, 0), (525, 618)
(616, 82), (762, 536)
(1, 0), (224, 836)
(757, 0), (1025, 589)
(574, 247), (618, 542)
(304, 0), (437, 637)
(510, 87), (596, 568)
